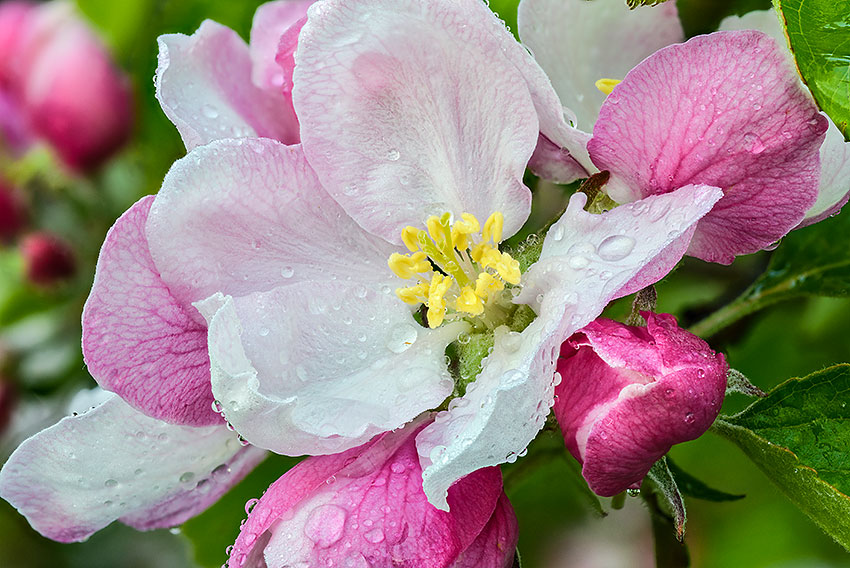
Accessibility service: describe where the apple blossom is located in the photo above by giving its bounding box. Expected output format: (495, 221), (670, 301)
(553, 313), (727, 497)
(227, 418), (517, 568)
(519, 1), (830, 264)
(0, 1), (133, 171)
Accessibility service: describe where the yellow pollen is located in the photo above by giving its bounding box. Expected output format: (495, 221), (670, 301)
(389, 211), (521, 328)
(595, 78), (621, 95)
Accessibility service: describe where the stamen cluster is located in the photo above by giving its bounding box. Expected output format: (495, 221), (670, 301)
(388, 212), (521, 328)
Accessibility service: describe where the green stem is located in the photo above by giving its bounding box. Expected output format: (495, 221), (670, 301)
(641, 486), (691, 568)
(611, 492), (627, 510)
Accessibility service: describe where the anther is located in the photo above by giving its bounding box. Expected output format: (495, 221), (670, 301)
(595, 78), (621, 95)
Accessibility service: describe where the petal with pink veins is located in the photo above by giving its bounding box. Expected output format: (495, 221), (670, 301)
(146, 138), (397, 311)
(518, 0), (683, 130)
(204, 284), (466, 456)
(155, 20), (299, 150)
(416, 185), (722, 509)
(0, 394), (266, 543)
(82, 196), (219, 426)
(227, 420), (511, 568)
(589, 31), (828, 263)
(293, 0), (538, 243)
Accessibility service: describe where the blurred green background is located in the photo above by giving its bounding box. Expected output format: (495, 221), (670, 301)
(0, 0), (848, 567)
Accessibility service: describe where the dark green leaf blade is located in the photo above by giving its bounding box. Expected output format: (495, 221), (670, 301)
(666, 457), (745, 502)
(776, 0), (850, 139)
(713, 364), (850, 550)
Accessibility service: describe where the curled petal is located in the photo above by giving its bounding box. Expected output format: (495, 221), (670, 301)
(589, 31), (827, 263)
(0, 395), (265, 542)
(249, 0), (313, 93)
(82, 196), (218, 426)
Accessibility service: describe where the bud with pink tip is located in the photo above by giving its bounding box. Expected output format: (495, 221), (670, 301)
(554, 312), (727, 496)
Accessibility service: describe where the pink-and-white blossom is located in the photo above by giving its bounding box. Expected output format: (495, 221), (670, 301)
(554, 313), (728, 496)
(0, 1), (133, 171)
(519, 1), (830, 264)
(228, 418), (517, 568)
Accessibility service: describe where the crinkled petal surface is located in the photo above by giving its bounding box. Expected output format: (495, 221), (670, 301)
(205, 285), (465, 456)
(228, 420), (507, 568)
(719, 11), (850, 226)
(0, 394), (266, 542)
(147, 138), (397, 311)
(416, 185), (722, 509)
(82, 196), (219, 426)
(555, 314), (727, 496)
(589, 31), (828, 263)
(518, 0), (683, 130)
(155, 20), (299, 150)
(249, 0), (312, 92)
(293, 0), (538, 242)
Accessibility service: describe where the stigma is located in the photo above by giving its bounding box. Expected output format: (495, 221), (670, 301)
(388, 212), (521, 329)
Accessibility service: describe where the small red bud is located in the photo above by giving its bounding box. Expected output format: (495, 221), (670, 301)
(0, 182), (26, 242)
(20, 232), (75, 286)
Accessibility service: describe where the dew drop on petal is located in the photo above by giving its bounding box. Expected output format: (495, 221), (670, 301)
(364, 528), (385, 544)
(386, 323), (418, 354)
(179, 472), (195, 483)
(684, 412), (696, 424)
(304, 504), (347, 547)
(596, 235), (636, 261)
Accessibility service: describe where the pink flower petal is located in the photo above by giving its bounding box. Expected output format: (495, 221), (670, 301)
(518, 0), (683, 130)
(155, 20), (299, 150)
(249, 0), (312, 93)
(449, 493), (518, 568)
(228, 420), (508, 568)
(417, 185), (722, 509)
(555, 313), (727, 496)
(205, 284), (463, 456)
(589, 30), (827, 263)
(82, 196), (219, 426)
(146, 138), (396, 312)
(293, 0), (538, 243)
(0, 394), (265, 542)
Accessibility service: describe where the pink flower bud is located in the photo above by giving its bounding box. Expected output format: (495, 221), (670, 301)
(0, 181), (26, 242)
(0, 2), (133, 170)
(20, 232), (75, 286)
(554, 312), (727, 496)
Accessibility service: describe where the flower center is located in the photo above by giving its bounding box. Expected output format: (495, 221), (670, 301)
(388, 211), (521, 329)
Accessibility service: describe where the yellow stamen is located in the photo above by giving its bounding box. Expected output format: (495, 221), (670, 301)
(482, 212), (503, 243)
(401, 226), (422, 252)
(396, 282), (429, 305)
(595, 78), (621, 95)
(474, 272), (504, 299)
(427, 274), (452, 328)
(456, 286), (484, 315)
(388, 251), (430, 280)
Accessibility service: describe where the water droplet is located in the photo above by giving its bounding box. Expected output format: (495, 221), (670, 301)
(258, 327), (270, 337)
(245, 498), (259, 515)
(386, 149), (400, 161)
(568, 255), (590, 269)
(502, 369), (525, 388)
(664, 388), (675, 399)
(211, 464), (230, 480)
(280, 266), (295, 278)
(365, 528), (385, 543)
(597, 235), (635, 261)
(697, 368), (706, 379)
(457, 331), (471, 345)
(549, 225), (564, 241)
(390, 463), (406, 474)
(202, 104), (219, 119)
(179, 472), (195, 483)
(169, 527), (182, 535)
(212, 400), (223, 413)
(743, 132), (765, 154)
(387, 323), (419, 354)
(104, 479), (118, 488)
(684, 412), (696, 424)
(304, 504), (347, 547)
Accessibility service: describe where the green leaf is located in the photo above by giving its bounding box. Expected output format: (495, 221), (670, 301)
(181, 455), (301, 568)
(666, 457), (745, 502)
(645, 457), (687, 540)
(690, 210), (850, 337)
(776, 0), (850, 139)
(713, 364), (850, 550)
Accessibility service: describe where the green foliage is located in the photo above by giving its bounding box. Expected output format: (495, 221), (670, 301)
(666, 457), (745, 502)
(776, 0), (850, 139)
(714, 364), (850, 550)
(690, 209), (850, 336)
(645, 457), (687, 539)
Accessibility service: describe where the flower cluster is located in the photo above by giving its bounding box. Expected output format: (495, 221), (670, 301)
(0, 0), (845, 566)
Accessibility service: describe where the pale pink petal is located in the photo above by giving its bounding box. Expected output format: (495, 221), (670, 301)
(205, 286), (464, 456)
(249, 0), (312, 92)
(555, 314), (727, 496)
(718, 12), (850, 226)
(528, 133), (589, 185)
(417, 185), (722, 509)
(801, 120), (850, 225)
(518, 0), (683, 130)
(82, 196), (219, 426)
(0, 394), (265, 542)
(155, 20), (298, 150)
(146, 138), (397, 311)
(589, 31), (828, 263)
(293, 0), (538, 243)
(228, 420), (504, 568)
